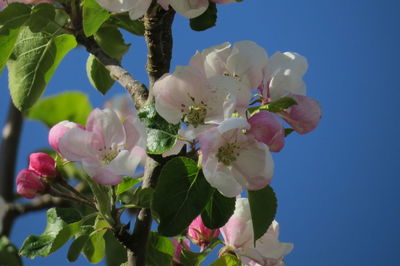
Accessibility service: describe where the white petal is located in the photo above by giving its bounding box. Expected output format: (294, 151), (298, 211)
(59, 127), (98, 162)
(217, 117), (249, 135)
(128, 0), (151, 20)
(170, 0), (208, 18)
(202, 155), (242, 197)
(96, 0), (137, 13)
(108, 150), (141, 176)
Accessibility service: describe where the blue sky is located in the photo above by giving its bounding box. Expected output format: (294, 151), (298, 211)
(1, 0), (400, 265)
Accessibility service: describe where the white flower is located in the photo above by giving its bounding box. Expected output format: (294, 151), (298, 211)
(198, 118), (274, 197)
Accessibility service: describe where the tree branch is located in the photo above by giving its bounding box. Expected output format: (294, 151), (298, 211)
(1, 195), (69, 236)
(0, 102), (23, 203)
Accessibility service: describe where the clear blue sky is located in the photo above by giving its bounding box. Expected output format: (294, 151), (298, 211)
(1, 0), (400, 265)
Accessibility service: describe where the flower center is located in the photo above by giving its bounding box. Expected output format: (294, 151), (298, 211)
(184, 105), (207, 128)
(216, 143), (240, 166)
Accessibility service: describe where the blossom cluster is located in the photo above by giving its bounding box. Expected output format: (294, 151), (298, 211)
(96, 0), (236, 20)
(154, 40), (321, 197)
(174, 198), (293, 265)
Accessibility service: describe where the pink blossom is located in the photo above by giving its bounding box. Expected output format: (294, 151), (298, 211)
(188, 216), (219, 249)
(58, 108), (146, 185)
(16, 169), (46, 199)
(28, 152), (57, 177)
(198, 118), (274, 197)
(247, 111), (285, 152)
(221, 198), (293, 266)
(153, 65), (235, 127)
(49, 121), (82, 153)
(172, 238), (190, 263)
(279, 94), (322, 134)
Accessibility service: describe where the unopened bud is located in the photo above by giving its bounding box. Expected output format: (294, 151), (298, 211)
(188, 216), (219, 249)
(16, 169), (46, 199)
(29, 152), (57, 177)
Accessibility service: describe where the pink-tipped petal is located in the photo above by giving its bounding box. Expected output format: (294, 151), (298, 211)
(279, 94), (322, 134)
(248, 111), (285, 152)
(48, 120), (81, 153)
(188, 216), (219, 248)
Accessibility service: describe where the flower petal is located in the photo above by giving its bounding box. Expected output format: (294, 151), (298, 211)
(58, 127), (98, 162)
(170, 0), (208, 18)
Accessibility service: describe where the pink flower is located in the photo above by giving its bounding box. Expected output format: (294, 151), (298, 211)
(49, 121), (82, 153)
(58, 108), (146, 185)
(198, 118), (274, 197)
(247, 111), (285, 152)
(172, 238), (190, 263)
(221, 198), (293, 266)
(28, 152), (57, 177)
(188, 216), (219, 249)
(279, 94), (321, 134)
(16, 169), (46, 199)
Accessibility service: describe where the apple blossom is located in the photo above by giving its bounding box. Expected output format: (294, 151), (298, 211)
(16, 169), (46, 199)
(28, 152), (57, 178)
(48, 120), (82, 153)
(57, 108), (146, 185)
(198, 117), (274, 197)
(172, 237), (191, 263)
(153, 65), (235, 127)
(278, 94), (322, 134)
(188, 215), (219, 249)
(220, 198), (293, 266)
(248, 111), (285, 152)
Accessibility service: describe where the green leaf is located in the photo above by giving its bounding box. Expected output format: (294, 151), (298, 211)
(26, 91), (92, 127)
(107, 13), (144, 36)
(190, 2), (217, 31)
(248, 185), (277, 244)
(284, 128), (294, 137)
(28, 3), (55, 32)
(19, 208), (82, 258)
(211, 254), (241, 266)
(0, 3), (31, 75)
(146, 232), (174, 266)
(201, 190), (236, 229)
(87, 26), (129, 94)
(152, 157), (214, 236)
(119, 187), (154, 208)
(82, 0), (110, 37)
(0, 236), (22, 266)
(67, 234), (90, 262)
(260, 96), (298, 113)
(180, 238), (221, 266)
(138, 104), (180, 154)
(105, 231), (127, 266)
(82, 217), (108, 264)
(8, 30), (77, 111)
(116, 176), (140, 196)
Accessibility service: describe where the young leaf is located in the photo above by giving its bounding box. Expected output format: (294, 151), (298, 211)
(86, 26), (129, 94)
(260, 96), (298, 113)
(26, 91), (92, 127)
(8, 30), (77, 111)
(86, 54), (115, 94)
(190, 2), (217, 31)
(82, 0), (110, 37)
(0, 236), (22, 266)
(116, 176), (140, 196)
(107, 13), (144, 36)
(119, 187), (154, 208)
(248, 185), (277, 244)
(201, 190), (236, 229)
(152, 157), (214, 236)
(28, 3), (55, 32)
(138, 104), (180, 154)
(82, 217), (108, 264)
(19, 208), (82, 258)
(0, 3), (31, 75)
(210, 254), (241, 266)
(67, 235), (90, 262)
(105, 231), (127, 266)
(146, 232), (174, 266)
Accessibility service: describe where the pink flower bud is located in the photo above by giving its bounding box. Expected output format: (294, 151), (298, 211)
(188, 216), (220, 249)
(247, 111), (285, 152)
(28, 152), (56, 177)
(279, 94), (322, 134)
(48, 121), (82, 153)
(172, 238), (190, 263)
(16, 169), (46, 199)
